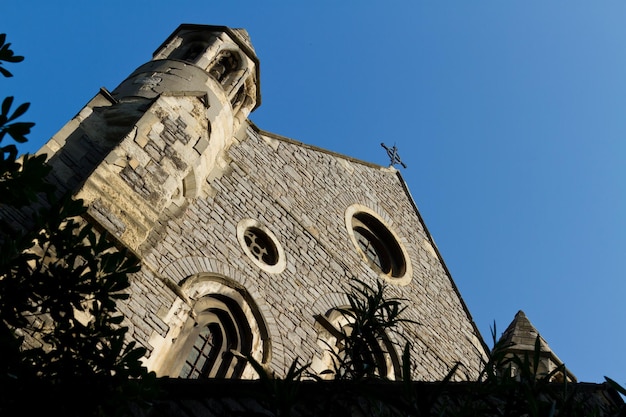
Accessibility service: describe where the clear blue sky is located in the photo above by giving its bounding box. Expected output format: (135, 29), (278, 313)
(3, 1), (625, 385)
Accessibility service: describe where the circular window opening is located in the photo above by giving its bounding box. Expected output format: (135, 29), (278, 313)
(237, 219), (287, 274)
(351, 212), (406, 278)
(243, 227), (278, 266)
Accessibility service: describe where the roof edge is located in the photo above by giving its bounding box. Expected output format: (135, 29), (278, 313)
(249, 121), (491, 360)
(395, 170), (491, 358)
(250, 123), (386, 170)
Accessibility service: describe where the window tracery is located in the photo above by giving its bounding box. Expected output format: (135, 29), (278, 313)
(351, 212), (405, 277)
(345, 205), (413, 285)
(179, 294), (253, 379)
(237, 219), (286, 274)
(157, 275), (270, 380)
(243, 227), (278, 266)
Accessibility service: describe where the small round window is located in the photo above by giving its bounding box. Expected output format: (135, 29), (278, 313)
(244, 227), (278, 266)
(345, 206), (412, 285)
(237, 219), (286, 274)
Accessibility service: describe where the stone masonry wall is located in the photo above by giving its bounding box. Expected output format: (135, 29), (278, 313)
(29, 86), (488, 380)
(12, 24), (487, 382)
(130, 122), (488, 381)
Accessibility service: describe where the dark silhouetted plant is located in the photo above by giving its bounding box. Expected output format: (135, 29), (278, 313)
(247, 354), (310, 417)
(0, 34), (156, 417)
(322, 278), (416, 381)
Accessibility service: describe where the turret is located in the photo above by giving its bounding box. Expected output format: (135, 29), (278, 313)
(113, 24), (260, 129)
(37, 25), (262, 252)
(497, 310), (576, 382)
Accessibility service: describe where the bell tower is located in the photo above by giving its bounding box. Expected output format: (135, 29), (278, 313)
(113, 24), (260, 133)
(38, 25), (261, 252)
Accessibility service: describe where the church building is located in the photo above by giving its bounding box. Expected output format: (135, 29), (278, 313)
(32, 24), (507, 381)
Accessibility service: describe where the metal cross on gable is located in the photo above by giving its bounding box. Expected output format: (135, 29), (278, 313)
(381, 143), (407, 169)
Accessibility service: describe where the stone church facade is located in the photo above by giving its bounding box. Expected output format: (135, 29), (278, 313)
(32, 24), (489, 381)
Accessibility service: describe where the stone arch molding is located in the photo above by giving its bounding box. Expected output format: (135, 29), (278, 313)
(309, 292), (402, 380)
(344, 203), (414, 286)
(236, 218), (287, 274)
(310, 291), (351, 322)
(147, 257), (283, 378)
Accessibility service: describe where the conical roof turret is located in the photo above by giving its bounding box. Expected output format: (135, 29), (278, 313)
(497, 310), (576, 382)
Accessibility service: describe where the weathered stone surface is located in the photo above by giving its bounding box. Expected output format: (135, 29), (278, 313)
(16, 24), (489, 382)
(130, 124), (488, 380)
